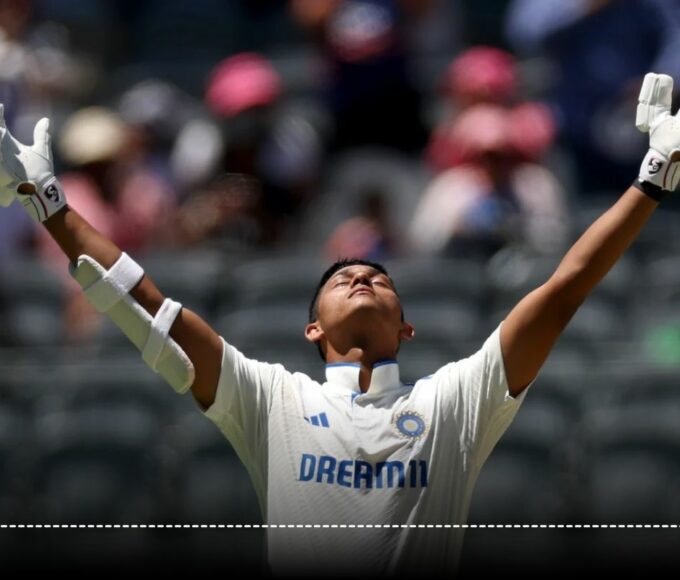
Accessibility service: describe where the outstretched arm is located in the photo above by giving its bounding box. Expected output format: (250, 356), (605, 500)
(0, 107), (223, 410)
(501, 72), (680, 397)
(44, 207), (223, 409)
(501, 185), (656, 396)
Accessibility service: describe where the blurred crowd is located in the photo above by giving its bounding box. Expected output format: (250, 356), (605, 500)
(1, 0), (680, 342)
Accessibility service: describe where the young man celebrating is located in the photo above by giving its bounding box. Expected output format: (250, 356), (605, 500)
(0, 73), (678, 576)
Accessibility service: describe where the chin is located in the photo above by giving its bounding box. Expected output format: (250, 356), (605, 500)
(345, 305), (396, 328)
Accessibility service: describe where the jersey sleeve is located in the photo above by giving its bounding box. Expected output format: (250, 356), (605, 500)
(437, 323), (531, 467)
(202, 337), (288, 478)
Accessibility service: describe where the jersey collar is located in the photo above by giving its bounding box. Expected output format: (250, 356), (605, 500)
(324, 359), (401, 396)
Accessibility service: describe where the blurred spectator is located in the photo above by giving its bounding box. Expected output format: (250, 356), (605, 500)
(0, 0), (93, 142)
(53, 107), (176, 252)
(118, 78), (198, 164)
(172, 173), (261, 247)
(0, 201), (34, 265)
(290, 0), (428, 153)
(426, 45), (558, 174)
(428, 100), (556, 173)
(427, 46), (525, 172)
(324, 187), (396, 260)
(183, 52), (323, 246)
(37, 106), (177, 341)
(409, 104), (568, 258)
(118, 78), (199, 220)
(505, 0), (680, 193)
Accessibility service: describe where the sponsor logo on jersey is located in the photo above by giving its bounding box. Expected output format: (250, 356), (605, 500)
(304, 412), (330, 428)
(298, 453), (428, 489)
(393, 411), (427, 440)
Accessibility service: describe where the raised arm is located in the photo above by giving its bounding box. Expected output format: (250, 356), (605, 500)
(0, 107), (223, 410)
(45, 208), (224, 409)
(501, 72), (680, 397)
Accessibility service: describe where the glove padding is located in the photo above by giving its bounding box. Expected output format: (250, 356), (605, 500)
(0, 104), (66, 221)
(636, 73), (680, 193)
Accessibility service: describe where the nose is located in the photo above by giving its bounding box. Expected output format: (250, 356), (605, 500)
(350, 271), (372, 288)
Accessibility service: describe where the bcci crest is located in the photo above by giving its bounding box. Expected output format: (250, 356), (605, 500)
(394, 411), (427, 440)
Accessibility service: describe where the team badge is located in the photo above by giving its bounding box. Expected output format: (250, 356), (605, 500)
(394, 411), (427, 440)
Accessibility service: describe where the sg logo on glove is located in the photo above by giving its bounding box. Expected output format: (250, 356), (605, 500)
(45, 184), (61, 203)
(647, 157), (663, 174)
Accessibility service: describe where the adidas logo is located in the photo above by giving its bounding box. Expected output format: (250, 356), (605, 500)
(304, 412), (330, 428)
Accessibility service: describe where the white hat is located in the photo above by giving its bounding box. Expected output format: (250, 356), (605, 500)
(58, 107), (127, 165)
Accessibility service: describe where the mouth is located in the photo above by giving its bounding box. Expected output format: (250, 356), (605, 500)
(349, 287), (375, 298)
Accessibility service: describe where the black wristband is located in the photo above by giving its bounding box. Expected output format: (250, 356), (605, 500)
(634, 178), (669, 202)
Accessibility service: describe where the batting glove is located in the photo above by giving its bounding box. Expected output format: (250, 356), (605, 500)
(0, 104), (66, 222)
(636, 73), (680, 200)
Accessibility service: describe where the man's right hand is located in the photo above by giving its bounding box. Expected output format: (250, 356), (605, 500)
(0, 104), (67, 222)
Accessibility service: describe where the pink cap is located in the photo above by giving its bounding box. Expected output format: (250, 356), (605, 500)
(427, 102), (555, 169)
(443, 46), (517, 105)
(206, 53), (281, 118)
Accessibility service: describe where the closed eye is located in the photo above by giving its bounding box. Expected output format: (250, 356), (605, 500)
(372, 276), (393, 289)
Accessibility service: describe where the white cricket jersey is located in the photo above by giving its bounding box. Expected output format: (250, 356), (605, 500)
(203, 324), (529, 576)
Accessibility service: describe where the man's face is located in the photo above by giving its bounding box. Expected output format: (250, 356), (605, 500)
(307, 265), (411, 355)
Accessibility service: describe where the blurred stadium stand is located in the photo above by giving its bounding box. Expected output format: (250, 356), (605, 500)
(1, 0), (680, 574)
(1, 257), (66, 347)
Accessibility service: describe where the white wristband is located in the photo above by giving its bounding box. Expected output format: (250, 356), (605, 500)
(18, 176), (67, 223)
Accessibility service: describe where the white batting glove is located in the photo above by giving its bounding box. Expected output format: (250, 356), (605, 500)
(636, 73), (680, 200)
(0, 104), (66, 222)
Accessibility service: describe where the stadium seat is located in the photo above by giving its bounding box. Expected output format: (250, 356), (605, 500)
(628, 207), (680, 262)
(590, 253), (636, 309)
(533, 365), (596, 407)
(469, 389), (578, 524)
(486, 249), (561, 313)
(228, 256), (327, 309)
(138, 248), (224, 318)
(587, 452), (680, 523)
(170, 413), (261, 524)
(580, 404), (680, 523)
(33, 363), (184, 423)
(589, 366), (680, 408)
(385, 258), (488, 305)
(560, 296), (629, 345)
(0, 404), (32, 522)
(32, 406), (164, 524)
(293, 149), (427, 248)
(0, 258), (66, 346)
(404, 299), (485, 345)
(215, 305), (310, 350)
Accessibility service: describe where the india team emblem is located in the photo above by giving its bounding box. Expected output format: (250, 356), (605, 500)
(394, 411), (427, 440)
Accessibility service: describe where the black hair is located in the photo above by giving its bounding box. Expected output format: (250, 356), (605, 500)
(308, 258), (401, 361)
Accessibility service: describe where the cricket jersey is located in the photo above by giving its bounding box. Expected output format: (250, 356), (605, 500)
(203, 323), (529, 576)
